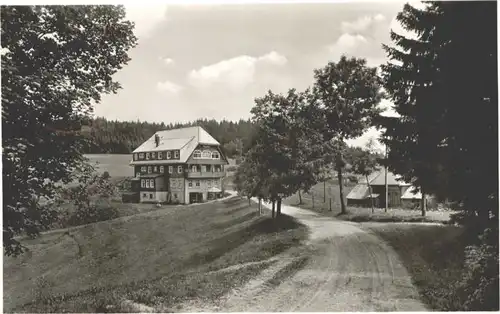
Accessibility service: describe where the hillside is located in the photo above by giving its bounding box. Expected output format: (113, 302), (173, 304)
(3, 197), (307, 312)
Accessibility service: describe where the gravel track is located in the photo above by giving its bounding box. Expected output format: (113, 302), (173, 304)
(177, 196), (428, 312)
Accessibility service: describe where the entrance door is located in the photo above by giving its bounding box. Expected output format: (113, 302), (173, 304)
(189, 192), (202, 204)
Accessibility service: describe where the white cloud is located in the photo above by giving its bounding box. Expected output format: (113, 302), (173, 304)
(337, 33), (367, 49)
(341, 13), (386, 33)
(188, 51), (287, 91)
(258, 51), (288, 66)
(160, 57), (175, 66)
(125, 5), (168, 38)
(328, 33), (368, 59)
(374, 14), (386, 22)
(156, 80), (183, 93)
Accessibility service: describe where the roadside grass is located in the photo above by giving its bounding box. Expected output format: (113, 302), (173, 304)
(4, 196), (308, 313)
(366, 223), (467, 310)
(336, 207), (453, 223)
(283, 180), (454, 223)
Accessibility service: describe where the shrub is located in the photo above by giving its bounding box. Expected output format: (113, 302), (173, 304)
(54, 163), (120, 228)
(63, 205), (120, 227)
(451, 228), (499, 311)
(226, 166), (238, 172)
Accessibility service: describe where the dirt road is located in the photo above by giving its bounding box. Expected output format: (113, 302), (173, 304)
(180, 197), (429, 312)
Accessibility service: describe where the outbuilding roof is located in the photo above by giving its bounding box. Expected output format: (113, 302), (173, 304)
(347, 170), (411, 200)
(346, 184), (369, 200)
(367, 170), (409, 186)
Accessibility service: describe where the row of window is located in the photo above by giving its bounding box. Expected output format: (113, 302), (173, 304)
(134, 150), (180, 161)
(187, 179), (219, 188)
(141, 179), (155, 189)
(189, 165), (223, 172)
(134, 149), (221, 161)
(193, 150), (220, 159)
(140, 165), (182, 174)
(140, 178), (219, 189)
(138, 164), (223, 175)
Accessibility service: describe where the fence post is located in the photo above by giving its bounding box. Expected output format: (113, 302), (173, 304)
(312, 193), (315, 209)
(329, 198), (332, 211)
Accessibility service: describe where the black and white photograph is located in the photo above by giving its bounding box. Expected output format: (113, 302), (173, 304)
(1, 1), (498, 312)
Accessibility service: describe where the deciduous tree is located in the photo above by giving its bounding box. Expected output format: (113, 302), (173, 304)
(312, 56), (384, 214)
(2, 5), (137, 255)
(248, 89), (332, 217)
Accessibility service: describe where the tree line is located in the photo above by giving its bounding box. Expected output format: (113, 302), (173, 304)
(83, 117), (257, 159)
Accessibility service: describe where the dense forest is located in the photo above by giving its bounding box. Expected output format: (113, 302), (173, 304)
(82, 117), (257, 159)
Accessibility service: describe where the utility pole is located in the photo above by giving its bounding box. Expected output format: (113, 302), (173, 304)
(385, 143), (388, 213)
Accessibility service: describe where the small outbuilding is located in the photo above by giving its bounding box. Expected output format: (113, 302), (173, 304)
(346, 170), (414, 208)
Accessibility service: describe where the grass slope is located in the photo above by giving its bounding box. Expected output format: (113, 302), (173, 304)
(4, 197), (307, 313)
(366, 223), (467, 310)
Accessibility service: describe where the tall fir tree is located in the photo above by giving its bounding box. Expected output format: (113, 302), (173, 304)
(380, 1), (497, 225)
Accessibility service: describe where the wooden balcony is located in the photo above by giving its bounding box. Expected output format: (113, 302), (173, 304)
(186, 171), (226, 179)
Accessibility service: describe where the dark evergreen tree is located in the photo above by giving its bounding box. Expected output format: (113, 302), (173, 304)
(380, 2), (497, 310)
(380, 1), (497, 226)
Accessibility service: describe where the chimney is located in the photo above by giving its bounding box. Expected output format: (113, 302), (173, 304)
(154, 134), (160, 147)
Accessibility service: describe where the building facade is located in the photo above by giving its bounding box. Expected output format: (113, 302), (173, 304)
(126, 126), (228, 204)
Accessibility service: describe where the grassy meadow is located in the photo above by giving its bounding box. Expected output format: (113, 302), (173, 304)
(366, 223), (468, 310)
(4, 197), (308, 312)
(85, 154), (133, 177)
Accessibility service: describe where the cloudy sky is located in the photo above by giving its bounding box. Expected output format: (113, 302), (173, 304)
(96, 2), (417, 148)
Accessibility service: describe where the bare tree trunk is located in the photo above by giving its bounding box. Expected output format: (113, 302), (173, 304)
(248, 196), (251, 207)
(272, 200), (276, 218)
(258, 197), (262, 215)
(277, 198), (282, 216)
(337, 168), (347, 214)
(298, 190), (303, 204)
(366, 174), (374, 214)
(324, 181), (326, 203)
(421, 187), (426, 217)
